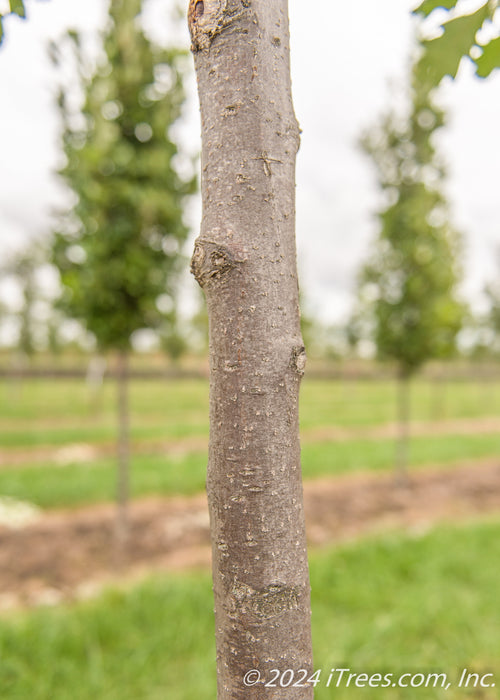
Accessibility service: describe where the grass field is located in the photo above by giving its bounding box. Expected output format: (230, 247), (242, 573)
(1, 518), (499, 699)
(0, 432), (499, 509)
(0, 376), (499, 508)
(1, 376), (499, 698)
(2, 375), (499, 431)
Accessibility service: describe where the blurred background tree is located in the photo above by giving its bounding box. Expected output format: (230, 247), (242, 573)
(352, 57), (464, 479)
(12, 247), (45, 360)
(158, 307), (188, 363)
(7, 249), (39, 360)
(51, 0), (196, 544)
(0, 242), (59, 362)
(414, 0), (500, 85)
(188, 288), (209, 356)
(484, 250), (500, 357)
(0, 0), (26, 45)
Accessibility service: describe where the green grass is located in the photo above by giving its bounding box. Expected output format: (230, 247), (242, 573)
(0, 421), (207, 449)
(0, 576), (216, 700)
(302, 432), (500, 479)
(0, 378), (209, 448)
(300, 377), (500, 428)
(0, 432), (499, 509)
(1, 377), (499, 508)
(0, 452), (208, 508)
(1, 519), (499, 699)
(311, 519), (500, 698)
(1, 376), (500, 437)
(0, 378), (209, 425)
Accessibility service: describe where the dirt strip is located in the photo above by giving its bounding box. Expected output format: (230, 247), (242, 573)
(1, 458), (500, 610)
(1, 416), (499, 468)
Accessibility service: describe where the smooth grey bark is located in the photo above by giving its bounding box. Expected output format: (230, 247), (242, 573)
(188, 1), (313, 697)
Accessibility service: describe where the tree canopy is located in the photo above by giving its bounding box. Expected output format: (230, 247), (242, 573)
(0, 0), (27, 45)
(414, 0), (500, 85)
(483, 250), (500, 356)
(352, 63), (464, 378)
(52, 0), (195, 352)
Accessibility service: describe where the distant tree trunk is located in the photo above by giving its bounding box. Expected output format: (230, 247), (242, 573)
(396, 372), (411, 483)
(116, 350), (130, 547)
(7, 352), (28, 404)
(86, 354), (107, 414)
(188, 1), (313, 697)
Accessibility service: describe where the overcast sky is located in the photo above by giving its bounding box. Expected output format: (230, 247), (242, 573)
(0, 0), (499, 325)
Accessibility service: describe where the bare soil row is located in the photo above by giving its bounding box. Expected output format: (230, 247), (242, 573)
(1, 458), (499, 610)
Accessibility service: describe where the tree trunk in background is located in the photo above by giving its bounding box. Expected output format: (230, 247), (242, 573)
(395, 373), (411, 483)
(188, 1), (313, 697)
(116, 350), (130, 548)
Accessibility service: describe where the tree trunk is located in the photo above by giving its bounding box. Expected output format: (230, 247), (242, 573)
(86, 354), (107, 414)
(395, 372), (411, 483)
(116, 350), (130, 548)
(188, 1), (313, 697)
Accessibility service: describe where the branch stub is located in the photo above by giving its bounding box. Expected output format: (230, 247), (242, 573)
(190, 238), (240, 287)
(188, 0), (229, 52)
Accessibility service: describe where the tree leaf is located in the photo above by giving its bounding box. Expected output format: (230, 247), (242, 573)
(418, 4), (491, 85)
(413, 0), (458, 18)
(475, 36), (500, 77)
(9, 0), (26, 18)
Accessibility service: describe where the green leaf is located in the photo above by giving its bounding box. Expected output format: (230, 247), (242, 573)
(475, 36), (500, 77)
(418, 4), (491, 85)
(9, 0), (26, 18)
(0, 16), (3, 46)
(413, 0), (458, 18)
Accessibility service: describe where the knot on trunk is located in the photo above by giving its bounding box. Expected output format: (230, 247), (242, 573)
(290, 345), (307, 376)
(188, 0), (229, 52)
(191, 238), (240, 287)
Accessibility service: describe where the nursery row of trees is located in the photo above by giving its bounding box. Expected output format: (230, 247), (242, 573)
(1, 0), (499, 696)
(2, 5), (500, 367)
(3, 237), (500, 365)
